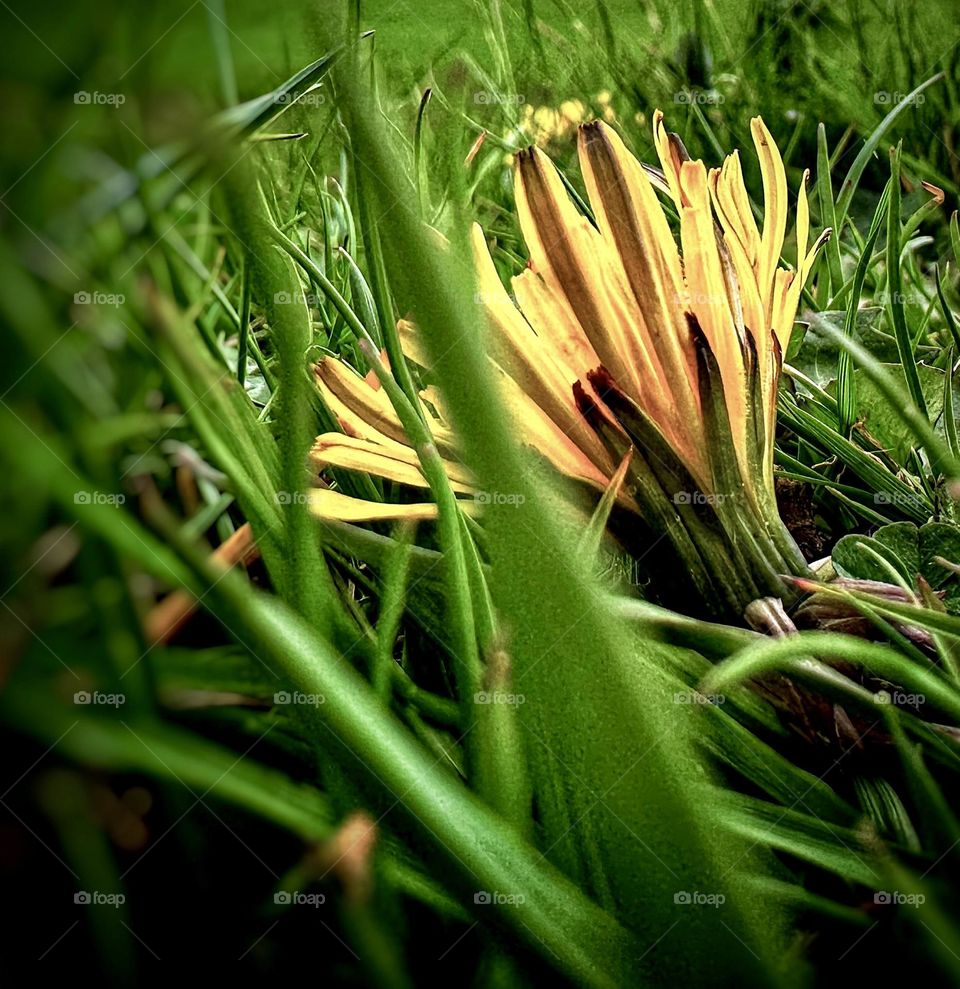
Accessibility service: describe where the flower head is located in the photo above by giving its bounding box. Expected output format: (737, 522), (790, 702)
(311, 113), (828, 614)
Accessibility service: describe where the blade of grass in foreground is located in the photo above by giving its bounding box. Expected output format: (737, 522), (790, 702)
(0, 409), (638, 989)
(0, 679), (466, 918)
(327, 25), (792, 987)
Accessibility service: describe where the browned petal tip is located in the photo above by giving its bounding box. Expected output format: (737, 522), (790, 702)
(770, 330), (783, 366)
(577, 370), (627, 441)
(578, 120), (621, 168)
(742, 327), (759, 377)
(313, 356), (334, 380)
(667, 130), (692, 163)
(515, 146), (538, 167)
(585, 365), (617, 396)
(572, 379), (597, 418)
(579, 119), (605, 142)
(573, 378), (615, 428)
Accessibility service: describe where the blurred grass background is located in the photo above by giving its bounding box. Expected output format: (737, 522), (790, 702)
(3, 0), (959, 214)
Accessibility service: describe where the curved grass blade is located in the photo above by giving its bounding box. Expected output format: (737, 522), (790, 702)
(836, 183), (888, 433)
(887, 143), (929, 418)
(701, 631), (960, 722)
(834, 72), (945, 235)
(816, 123), (844, 304)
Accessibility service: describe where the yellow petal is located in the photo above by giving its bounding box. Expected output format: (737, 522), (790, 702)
(708, 157), (766, 360)
(795, 168), (810, 274)
(761, 340), (781, 496)
(397, 318), (430, 368)
(418, 384), (449, 422)
(315, 356), (458, 461)
(802, 228), (831, 283)
(308, 488), (475, 523)
(310, 433), (474, 493)
(652, 109), (685, 207)
(710, 176), (766, 356)
(751, 117), (788, 329)
(514, 144), (667, 414)
(780, 226), (830, 351)
(472, 223), (577, 403)
(676, 159), (749, 476)
(492, 363), (612, 489)
(472, 224), (613, 472)
(510, 267), (599, 380)
(578, 121), (699, 430)
(709, 150), (761, 269)
(770, 268), (795, 351)
(316, 357), (407, 444)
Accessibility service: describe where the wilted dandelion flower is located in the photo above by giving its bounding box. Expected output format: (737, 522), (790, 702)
(310, 111), (829, 616)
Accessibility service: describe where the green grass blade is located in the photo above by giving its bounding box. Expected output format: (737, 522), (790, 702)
(816, 123), (844, 304)
(834, 72), (945, 234)
(887, 143), (929, 418)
